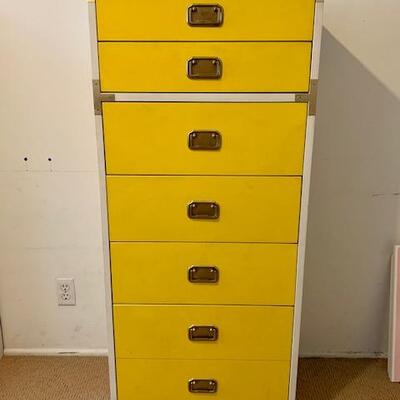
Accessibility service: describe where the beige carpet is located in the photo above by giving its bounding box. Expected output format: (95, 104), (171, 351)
(0, 356), (400, 399)
(0, 356), (109, 400)
(297, 358), (400, 400)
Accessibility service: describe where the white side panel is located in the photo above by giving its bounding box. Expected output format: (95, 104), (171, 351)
(389, 247), (399, 381)
(311, 2), (324, 80)
(289, 116), (316, 400)
(0, 318), (3, 359)
(95, 116), (118, 400)
(289, 3), (324, 399)
(89, 3), (117, 400)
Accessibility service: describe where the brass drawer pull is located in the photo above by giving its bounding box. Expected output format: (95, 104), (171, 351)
(188, 201), (220, 219)
(188, 379), (218, 393)
(188, 131), (222, 150)
(188, 4), (224, 27)
(187, 57), (222, 80)
(189, 326), (219, 341)
(188, 266), (219, 283)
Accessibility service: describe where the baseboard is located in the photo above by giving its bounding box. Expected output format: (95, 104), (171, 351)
(4, 348), (108, 357)
(300, 352), (386, 359)
(4, 348), (385, 359)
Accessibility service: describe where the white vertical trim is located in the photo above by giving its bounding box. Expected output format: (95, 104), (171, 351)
(95, 116), (117, 400)
(289, 116), (316, 400)
(88, 1), (99, 81)
(88, 3), (117, 400)
(389, 247), (399, 381)
(311, 2), (324, 81)
(0, 317), (4, 359)
(288, 3), (324, 398)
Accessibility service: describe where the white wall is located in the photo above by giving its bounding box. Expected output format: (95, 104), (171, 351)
(301, 0), (400, 356)
(1, 0), (399, 357)
(0, 1), (107, 353)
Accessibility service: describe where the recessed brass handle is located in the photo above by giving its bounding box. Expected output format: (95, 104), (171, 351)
(188, 4), (224, 27)
(188, 131), (222, 150)
(188, 266), (219, 283)
(188, 326), (219, 341)
(187, 57), (222, 80)
(188, 201), (220, 219)
(188, 379), (218, 393)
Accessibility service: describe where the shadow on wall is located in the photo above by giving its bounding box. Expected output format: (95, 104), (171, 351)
(301, 28), (400, 356)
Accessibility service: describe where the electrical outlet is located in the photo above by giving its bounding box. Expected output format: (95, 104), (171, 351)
(56, 278), (76, 306)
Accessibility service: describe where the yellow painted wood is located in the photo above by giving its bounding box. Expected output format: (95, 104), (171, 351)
(103, 102), (307, 176)
(113, 305), (293, 360)
(106, 176), (301, 243)
(116, 358), (290, 400)
(111, 242), (297, 305)
(98, 42), (311, 93)
(96, 0), (315, 41)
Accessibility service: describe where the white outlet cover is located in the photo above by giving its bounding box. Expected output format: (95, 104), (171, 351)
(56, 278), (76, 306)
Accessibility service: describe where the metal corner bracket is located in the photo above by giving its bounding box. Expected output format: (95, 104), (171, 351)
(295, 79), (319, 116)
(93, 80), (115, 115)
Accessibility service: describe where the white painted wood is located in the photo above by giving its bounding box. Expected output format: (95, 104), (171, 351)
(0, 318), (3, 359)
(89, 1), (99, 81)
(95, 117), (118, 400)
(289, 116), (316, 400)
(289, 4), (324, 399)
(115, 93), (296, 103)
(311, 2), (324, 80)
(89, 4), (117, 400)
(389, 247), (399, 381)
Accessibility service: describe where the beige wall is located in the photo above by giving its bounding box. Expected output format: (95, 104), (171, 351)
(301, 0), (400, 356)
(0, 1), (107, 353)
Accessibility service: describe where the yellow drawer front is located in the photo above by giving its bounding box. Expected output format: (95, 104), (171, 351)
(103, 102), (307, 176)
(98, 42), (311, 93)
(106, 176), (301, 243)
(96, 0), (315, 42)
(111, 242), (297, 306)
(116, 359), (290, 400)
(113, 305), (293, 361)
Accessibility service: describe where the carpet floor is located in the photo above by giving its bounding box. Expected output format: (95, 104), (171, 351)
(0, 356), (109, 400)
(0, 356), (399, 399)
(298, 358), (400, 400)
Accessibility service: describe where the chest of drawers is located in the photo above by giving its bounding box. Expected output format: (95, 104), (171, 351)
(89, 1), (324, 399)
